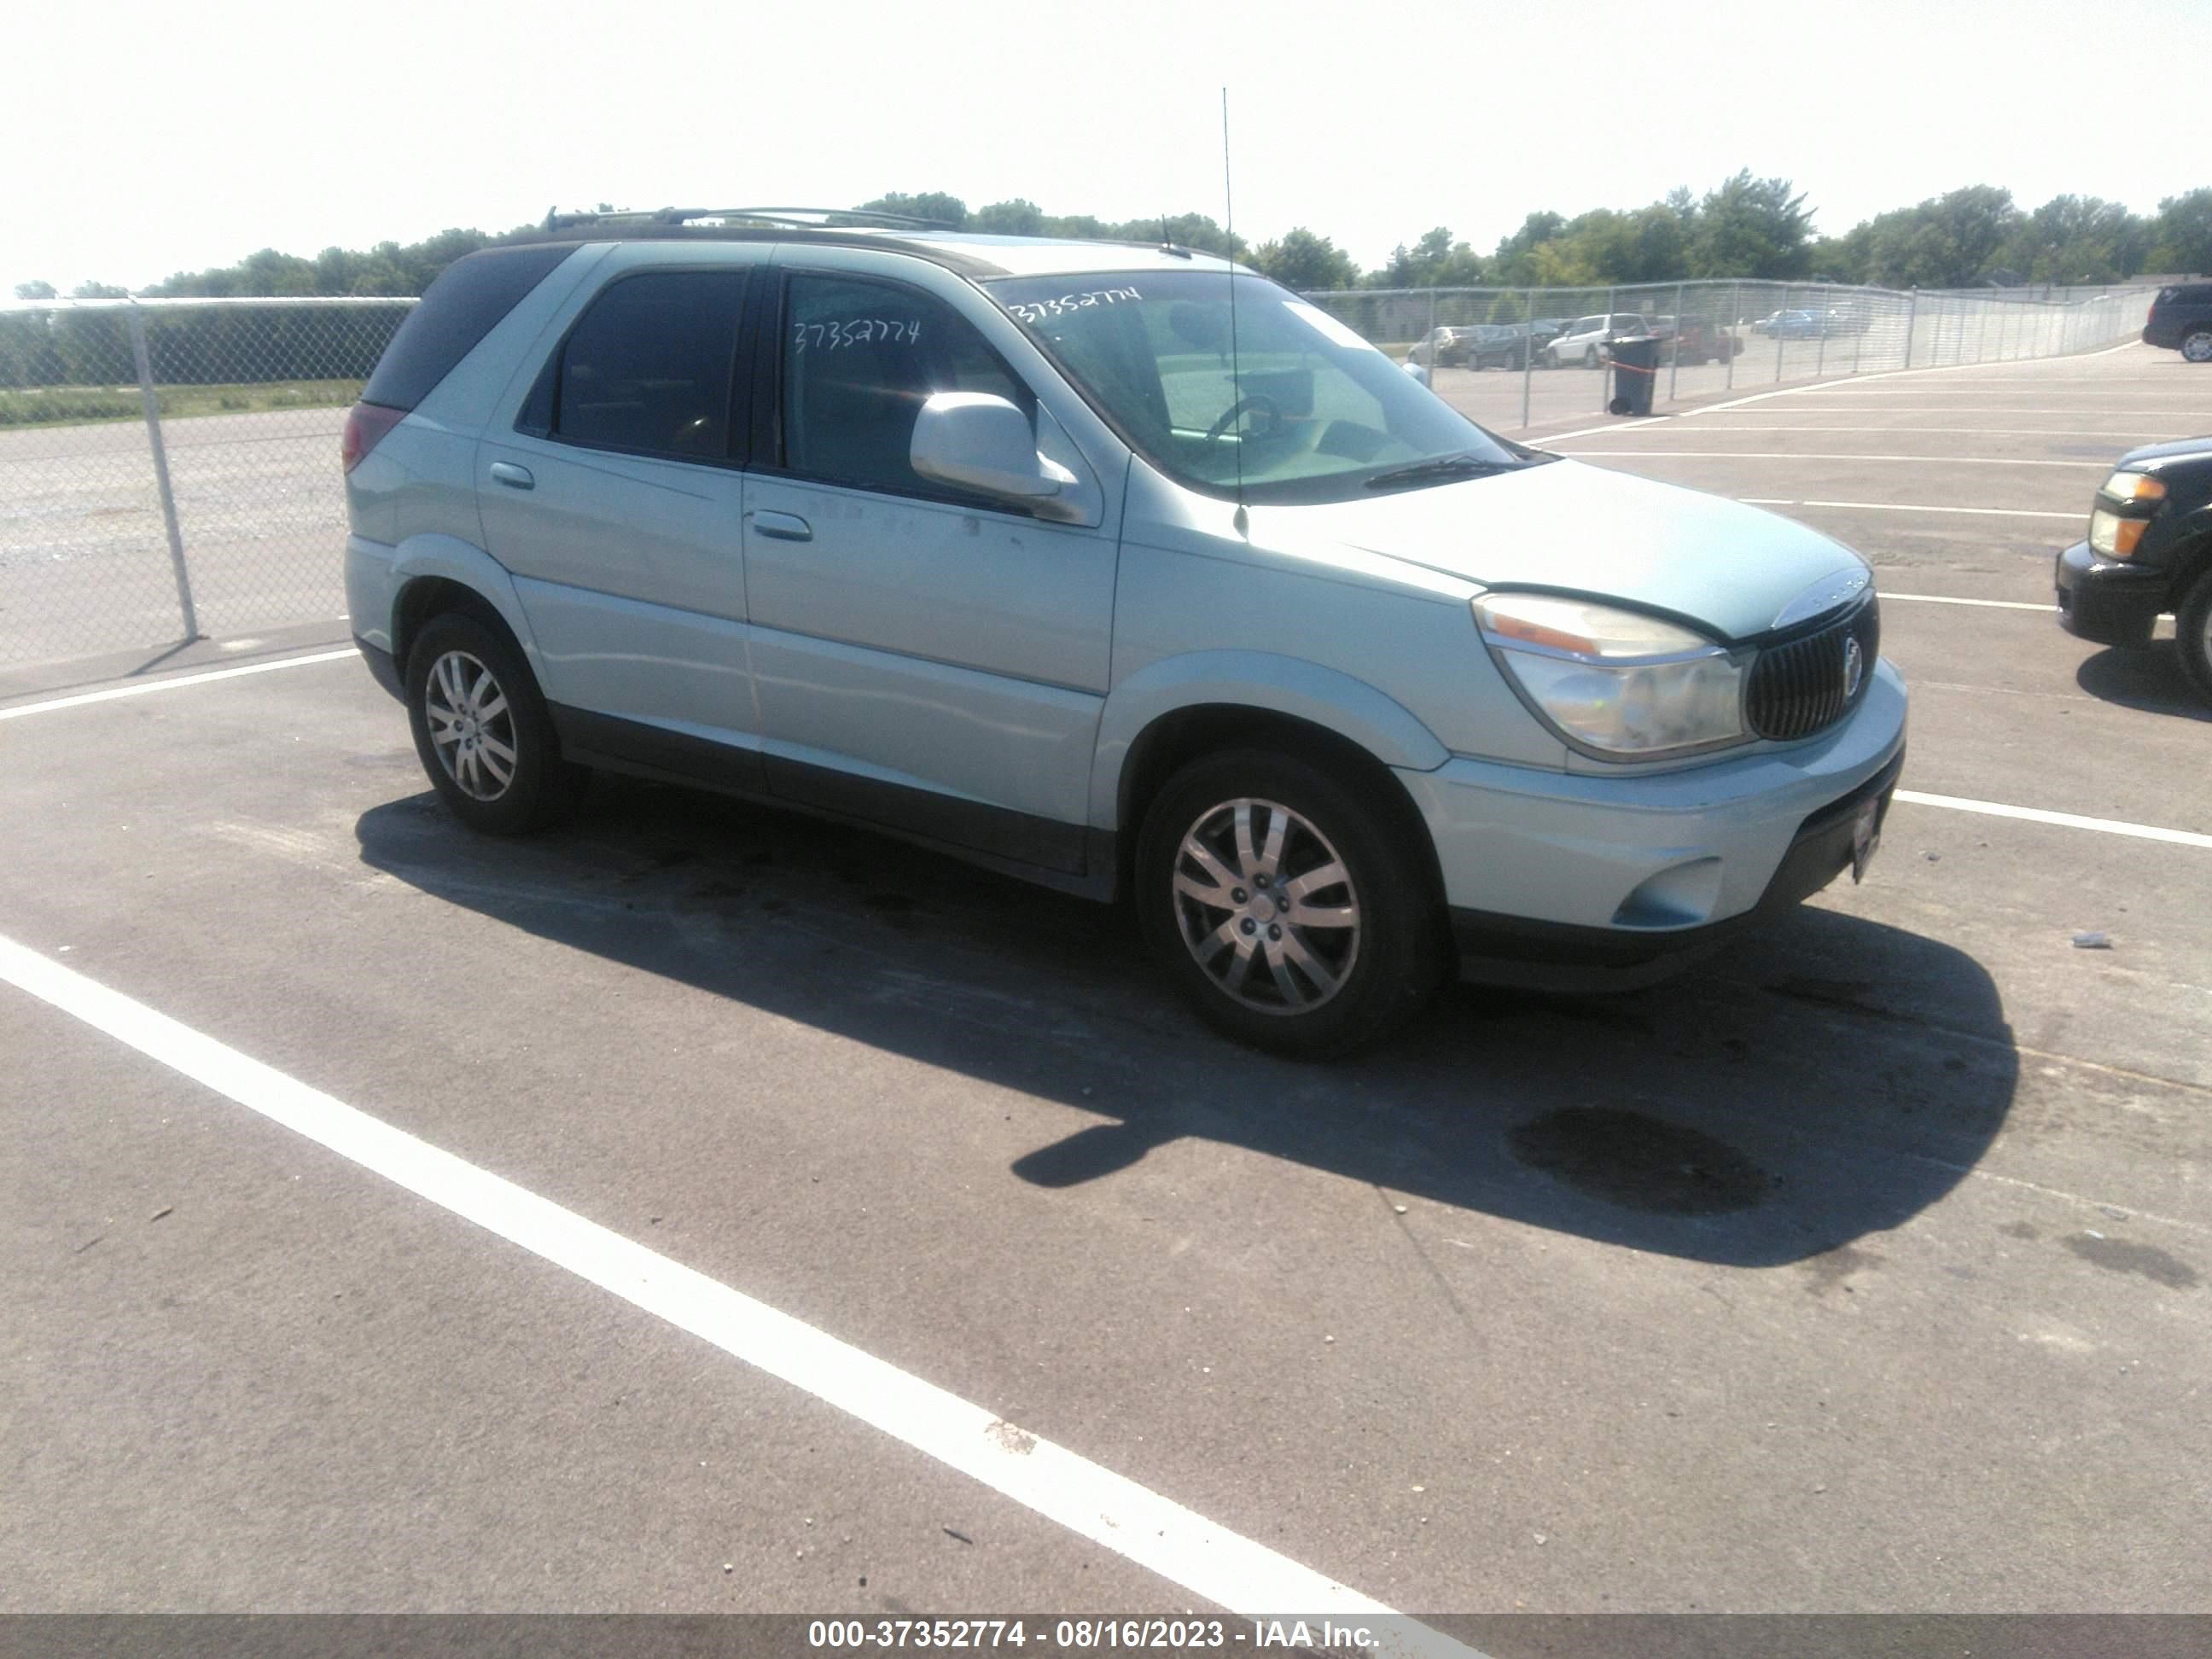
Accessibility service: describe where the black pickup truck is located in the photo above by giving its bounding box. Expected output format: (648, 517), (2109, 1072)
(2055, 437), (2212, 701)
(2142, 283), (2212, 363)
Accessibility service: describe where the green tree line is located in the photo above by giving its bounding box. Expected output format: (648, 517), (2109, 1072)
(14, 178), (2208, 306)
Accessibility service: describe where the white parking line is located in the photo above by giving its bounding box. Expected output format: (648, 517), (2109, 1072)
(1702, 407), (2200, 418)
(1737, 498), (2078, 520)
(0, 649), (355, 722)
(1881, 593), (2055, 611)
(1530, 418), (1670, 443)
(0, 933), (1465, 1647)
(1895, 792), (2212, 851)
(1602, 425), (2178, 439)
(1554, 450), (2101, 469)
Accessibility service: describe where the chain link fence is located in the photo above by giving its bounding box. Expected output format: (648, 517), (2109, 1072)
(0, 278), (2163, 672)
(0, 296), (414, 667)
(1301, 278), (2159, 434)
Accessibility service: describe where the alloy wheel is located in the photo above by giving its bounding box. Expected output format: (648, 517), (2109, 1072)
(422, 649), (518, 800)
(1170, 797), (1361, 1014)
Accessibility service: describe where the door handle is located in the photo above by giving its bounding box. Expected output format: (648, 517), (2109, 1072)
(751, 510), (812, 543)
(489, 461), (534, 490)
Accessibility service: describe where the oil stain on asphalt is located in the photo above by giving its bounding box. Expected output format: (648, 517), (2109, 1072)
(1508, 1106), (1767, 1215)
(2064, 1233), (2200, 1290)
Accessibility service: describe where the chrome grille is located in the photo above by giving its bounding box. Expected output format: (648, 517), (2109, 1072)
(1746, 597), (1880, 742)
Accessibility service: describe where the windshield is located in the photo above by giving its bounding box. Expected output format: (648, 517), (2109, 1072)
(981, 270), (1525, 503)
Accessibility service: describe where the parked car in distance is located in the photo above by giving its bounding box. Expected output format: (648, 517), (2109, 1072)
(1462, 323), (1540, 370)
(1672, 320), (1743, 364)
(2055, 437), (2212, 701)
(1752, 309), (1827, 340)
(2142, 283), (2212, 363)
(344, 215), (1906, 1057)
(1544, 313), (1650, 369)
(1650, 316), (1744, 365)
(1407, 326), (1484, 369)
(1410, 324), (1535, 372)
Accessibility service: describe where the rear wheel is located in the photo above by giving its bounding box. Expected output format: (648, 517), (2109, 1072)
(1136, 748), (1446, 1058)
(2182, 329), (2212, 364)
(405, 612), (586, 834)
(2178, 573), (2212, 705)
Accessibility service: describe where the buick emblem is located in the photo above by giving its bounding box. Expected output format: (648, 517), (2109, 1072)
(1842, 636), (1866, 699)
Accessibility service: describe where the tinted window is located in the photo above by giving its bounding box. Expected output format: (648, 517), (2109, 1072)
(780, 275), (1029, 496)
(553, 270), (748, 461)
(363, 243), (575, 411)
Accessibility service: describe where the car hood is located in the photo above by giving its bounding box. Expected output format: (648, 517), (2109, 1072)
(2119, 436), (2212, 469)
(1260, 458), (1870, 642)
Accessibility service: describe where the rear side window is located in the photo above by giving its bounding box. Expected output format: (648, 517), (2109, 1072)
(362, 244), (574, 411)
(550, 271), (748, 462)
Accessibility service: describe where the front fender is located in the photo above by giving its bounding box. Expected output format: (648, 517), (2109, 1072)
(1089, 650), (1450, 829)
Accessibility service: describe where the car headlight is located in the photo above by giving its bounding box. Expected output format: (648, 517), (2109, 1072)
(2087, 507), (2146, 558)
(2097, 469), (2165, 506)
(1476, 592), (1746, 759)
(2089, 471), (2163, 558)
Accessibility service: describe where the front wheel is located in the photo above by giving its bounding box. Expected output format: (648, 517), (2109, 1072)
(1136, 749), (1446, 1058)
(405, 612), (586, 834)
(2182, 329), (2212, 364)
(2178, 574), (2212, 704)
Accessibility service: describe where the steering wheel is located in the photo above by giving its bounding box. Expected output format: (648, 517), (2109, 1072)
(1204, 393), (1283, 446)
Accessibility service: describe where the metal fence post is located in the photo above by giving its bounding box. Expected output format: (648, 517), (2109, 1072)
(126, 300), (199, 643)
(1814, 283), (1829, 378)
(1774, 287), (1786, 381)
(1520, 287), (1534, 429)
(1599, 285), (1616, 410)
(1668, 280), (1685, 403)
(1726, 282), (1739, 390)
(1901, 288), (1917, 370)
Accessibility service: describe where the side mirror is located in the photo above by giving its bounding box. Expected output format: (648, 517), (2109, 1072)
(910, 393), (1070, 503)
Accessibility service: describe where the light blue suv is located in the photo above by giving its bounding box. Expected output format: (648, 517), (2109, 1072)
(343, 210), (1906, 1057)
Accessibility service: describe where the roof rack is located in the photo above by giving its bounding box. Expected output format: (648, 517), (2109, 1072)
(539, 205), (957, 233)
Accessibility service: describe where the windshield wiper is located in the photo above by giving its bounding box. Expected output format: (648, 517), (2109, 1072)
(1362, 452), (1518, 490)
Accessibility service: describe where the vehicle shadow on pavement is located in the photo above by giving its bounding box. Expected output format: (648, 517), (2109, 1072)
(356, 775), (2017, 1270)
(2074, 644), (2212, 723)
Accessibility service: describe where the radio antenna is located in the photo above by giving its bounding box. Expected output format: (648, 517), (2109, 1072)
(1221, 86), (1247, 533)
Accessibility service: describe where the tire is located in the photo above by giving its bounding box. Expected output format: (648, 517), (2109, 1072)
(2178, 573), (2212, 705)
(2182, 329), (2212, 364)
(1544, 349), (1561, 370)
(1135, 748), (1447, 1059)
(405, 611), (587, 835)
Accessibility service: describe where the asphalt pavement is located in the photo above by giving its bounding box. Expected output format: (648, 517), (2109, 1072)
(3, 344), (2209, 1624)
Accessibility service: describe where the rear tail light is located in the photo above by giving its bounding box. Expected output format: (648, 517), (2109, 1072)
(341, 402), (405, 474)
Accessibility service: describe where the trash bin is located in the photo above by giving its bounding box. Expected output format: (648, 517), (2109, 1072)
(1607, 335), (1661, 416)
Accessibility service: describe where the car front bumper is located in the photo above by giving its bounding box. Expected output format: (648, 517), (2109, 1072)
(1394, 660), (1907, 989)
(2055, 538), (2168, 649)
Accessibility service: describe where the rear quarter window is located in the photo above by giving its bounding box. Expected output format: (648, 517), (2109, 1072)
(362, 244), (577, 411)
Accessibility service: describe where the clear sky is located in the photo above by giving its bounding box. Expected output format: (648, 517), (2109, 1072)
(7, 0), (2203, 293)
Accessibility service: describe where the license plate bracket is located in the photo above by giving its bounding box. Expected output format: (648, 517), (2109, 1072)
(1850, 797), (1883, 883)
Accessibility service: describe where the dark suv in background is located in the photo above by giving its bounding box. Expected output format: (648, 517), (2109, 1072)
(2056, 438), (2212, 701)
(2143, 283), (2212, 363)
